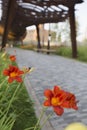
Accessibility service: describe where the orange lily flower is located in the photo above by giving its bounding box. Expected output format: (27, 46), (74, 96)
(9, 55), (16, 61)
(3, 65), (24, 83)
(43, 86), (78, 116)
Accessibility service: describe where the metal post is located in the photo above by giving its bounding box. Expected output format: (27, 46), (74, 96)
(69, 5), (77, 58)
(47, 23), (51, 54)
(1, 0), (16, 49)
(36, 25), (41, 51)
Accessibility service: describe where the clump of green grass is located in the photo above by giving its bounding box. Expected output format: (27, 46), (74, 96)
(12, 83), (38, 130)
(53, 45), (87, 63)
(0, 52), (39, 130)
(55, 46), (72, 58)
(77, 46), (87, 62)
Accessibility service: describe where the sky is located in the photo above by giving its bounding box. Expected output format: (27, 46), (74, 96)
(75, 0), (87, 40)
(0, 1), (87, 41)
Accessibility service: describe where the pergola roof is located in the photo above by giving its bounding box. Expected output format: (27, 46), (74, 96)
(0, 0), (83, 37)
(0, 0), (84, 58)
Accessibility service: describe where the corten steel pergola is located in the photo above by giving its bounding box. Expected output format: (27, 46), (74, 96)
(0, 0), (83, 58)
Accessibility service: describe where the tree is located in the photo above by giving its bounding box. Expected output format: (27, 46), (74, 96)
(51, 23), (62, 43)
(51, 31), (56, 41)
(50, 17), (79, 46)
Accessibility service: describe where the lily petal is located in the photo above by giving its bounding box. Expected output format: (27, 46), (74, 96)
(43, 100), (51, 106)
(8, 77), (14, 83)
(44, 89), (53, 98)
(53, 106), (64, 116)
(53, 86), (61, 96)
(16, 76), (23, 82)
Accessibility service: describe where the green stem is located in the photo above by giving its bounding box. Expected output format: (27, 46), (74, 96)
(34, 106), (47, 130)
(0, 77), (8, 88)
(0, 82), (22, 127)
(0, 82), (22, 126)
(6, 82), (22, 115)
(39, 112), (53, 130)
(24, 127), (35, 130)
(0, 82), (10, 103)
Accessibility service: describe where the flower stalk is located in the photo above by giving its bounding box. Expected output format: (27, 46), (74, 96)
(33, 106), (47, 130)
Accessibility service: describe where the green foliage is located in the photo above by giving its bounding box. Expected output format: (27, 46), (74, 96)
(0, 112), (15, 130)
(0, 52), (38, 130)
(51, 32), (56, 41)
(77, 46), (87, 62)
(55, 46), (72, 58)
(12, 83), (38, 130)
(55, 45), (87, 63)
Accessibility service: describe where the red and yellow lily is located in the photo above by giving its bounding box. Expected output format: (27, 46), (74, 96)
(43, 86), (78, 116)
(9, 55), (16, 61)
(3, 65), (24, 83)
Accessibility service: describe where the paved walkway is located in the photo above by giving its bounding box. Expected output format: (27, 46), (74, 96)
(7, 47), (87, 130)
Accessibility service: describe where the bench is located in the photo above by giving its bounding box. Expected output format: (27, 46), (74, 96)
(34, 48), (56, 54)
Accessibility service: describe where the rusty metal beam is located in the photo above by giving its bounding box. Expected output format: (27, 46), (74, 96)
(1, 0), (83, 44)
(1, 0), (16, 48)
(36, 25), (41, 50)
(69, 6), (77, 58)
(23, 0), (83, 7)
(14, 13), (68, 27)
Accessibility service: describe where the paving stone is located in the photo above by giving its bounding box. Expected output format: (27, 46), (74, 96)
(7, 47), (87, 129)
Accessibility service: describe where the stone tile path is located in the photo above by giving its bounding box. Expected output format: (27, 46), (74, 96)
(7, 47), (87, 130)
